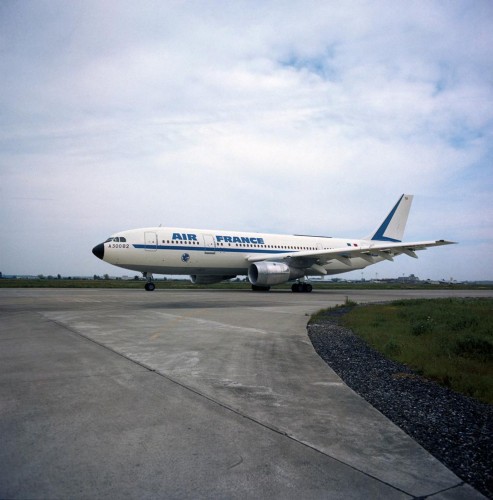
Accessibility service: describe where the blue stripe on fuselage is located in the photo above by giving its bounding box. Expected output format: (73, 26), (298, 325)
(132, 244), (290, 255)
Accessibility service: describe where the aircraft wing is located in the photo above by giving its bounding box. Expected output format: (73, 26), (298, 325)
(246, 240), (456, 274)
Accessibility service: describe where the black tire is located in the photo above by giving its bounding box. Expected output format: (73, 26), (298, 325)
(293, 283), (312, 293)
(145, 282), (156, 291)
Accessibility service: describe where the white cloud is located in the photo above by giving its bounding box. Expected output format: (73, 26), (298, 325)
(0, 0), (492, 279)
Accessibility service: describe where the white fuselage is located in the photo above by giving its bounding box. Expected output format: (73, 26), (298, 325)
(102, 227), (377, 276)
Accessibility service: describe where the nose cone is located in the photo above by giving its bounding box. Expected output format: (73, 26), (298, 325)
(92, 243), (105, 260)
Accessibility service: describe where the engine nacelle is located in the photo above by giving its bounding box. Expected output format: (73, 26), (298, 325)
(248, 262), (304, 286)
(190, 275), (236, 284)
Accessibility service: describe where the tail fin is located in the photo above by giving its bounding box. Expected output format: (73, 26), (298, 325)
(364, 194), (413, 242)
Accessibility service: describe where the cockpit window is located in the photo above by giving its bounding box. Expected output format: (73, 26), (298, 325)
(106, 236), (127, 243)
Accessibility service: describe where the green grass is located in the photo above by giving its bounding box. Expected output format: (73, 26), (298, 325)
(338, 298), (493, 404)
(309, 297), (358, 323)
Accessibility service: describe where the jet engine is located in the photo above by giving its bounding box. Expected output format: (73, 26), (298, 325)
(248, 262), (304, 286)
(190, 275), (236, 284)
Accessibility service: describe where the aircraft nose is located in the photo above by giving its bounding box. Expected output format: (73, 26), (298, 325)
(92, 243), (105, 260)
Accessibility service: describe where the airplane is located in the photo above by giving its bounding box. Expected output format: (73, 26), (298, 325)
(92, 194), (455, 292)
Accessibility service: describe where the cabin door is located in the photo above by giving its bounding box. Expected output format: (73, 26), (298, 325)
(203, 234), (216, 254)
(144, 232), (158, 251)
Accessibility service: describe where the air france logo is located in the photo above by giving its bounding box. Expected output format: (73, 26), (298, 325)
(181, 253), (190, 263)
(173, 233), (198, 241)
(216, 235), (265, 245)
(172, 232), (265, 245)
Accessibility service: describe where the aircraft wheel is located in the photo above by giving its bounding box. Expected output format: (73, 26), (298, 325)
(145, 282), (156, 291)
(292, 283), (312, 293)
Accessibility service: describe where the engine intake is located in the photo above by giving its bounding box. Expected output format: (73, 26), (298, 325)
(248, 262), (303, 286)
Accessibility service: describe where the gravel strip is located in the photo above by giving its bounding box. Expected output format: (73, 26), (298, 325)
(307, 308), (493, 499)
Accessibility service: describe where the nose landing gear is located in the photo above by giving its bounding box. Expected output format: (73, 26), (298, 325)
(143, 272), (156, 291)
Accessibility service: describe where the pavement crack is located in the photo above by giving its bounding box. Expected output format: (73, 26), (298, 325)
(227, 455), (244, 470)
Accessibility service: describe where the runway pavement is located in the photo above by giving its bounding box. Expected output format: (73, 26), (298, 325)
(1, 288), (491, 499)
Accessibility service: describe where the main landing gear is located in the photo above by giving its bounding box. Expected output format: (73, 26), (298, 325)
(291, 281), (313, 293)
(251, 282), (313, 292)
(143, 272), (155, 291)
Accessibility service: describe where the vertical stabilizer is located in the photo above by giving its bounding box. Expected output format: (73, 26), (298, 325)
(364, 194), (413, 242)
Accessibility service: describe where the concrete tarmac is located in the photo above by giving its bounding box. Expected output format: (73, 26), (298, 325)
(1, 288), (491, 499)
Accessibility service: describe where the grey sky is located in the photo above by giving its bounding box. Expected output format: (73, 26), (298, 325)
(1, 1), (492, 280)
